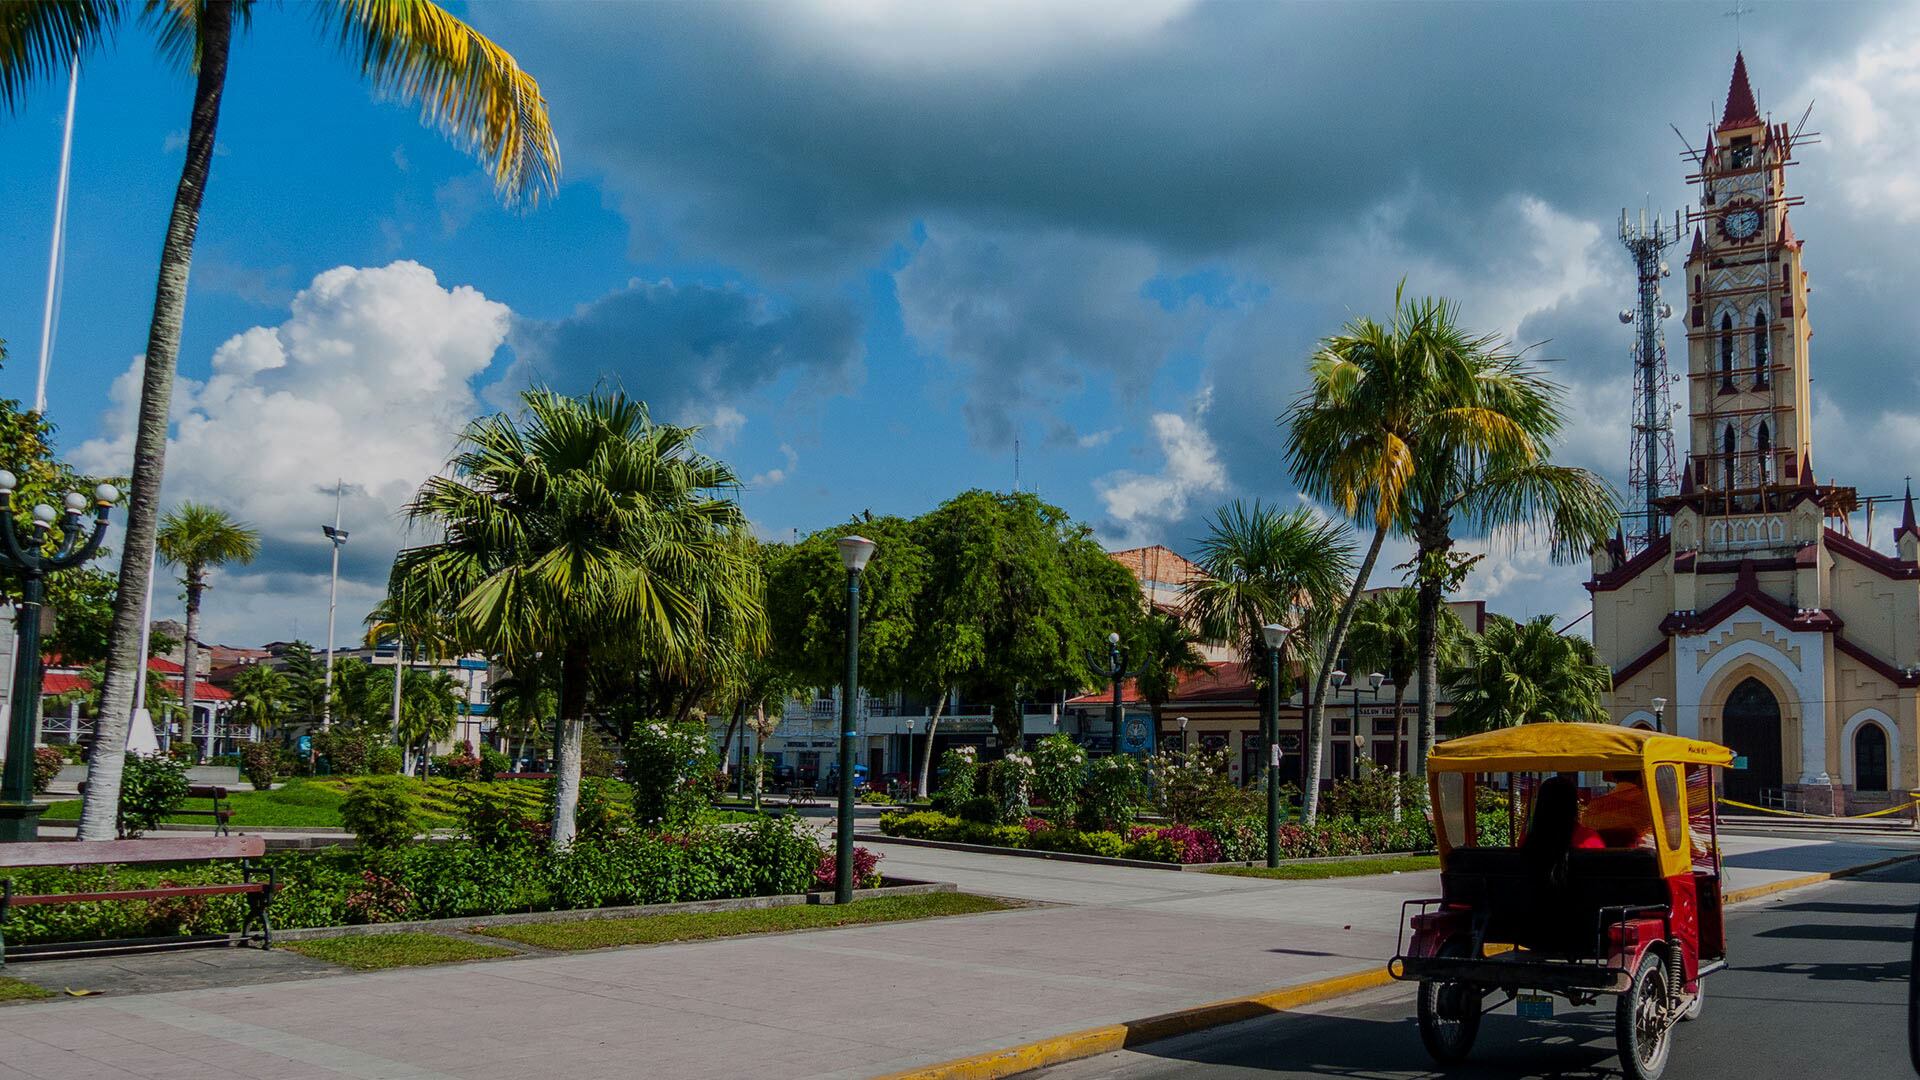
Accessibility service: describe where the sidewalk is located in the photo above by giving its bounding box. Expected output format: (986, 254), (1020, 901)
(0, 830), (1909, 1080)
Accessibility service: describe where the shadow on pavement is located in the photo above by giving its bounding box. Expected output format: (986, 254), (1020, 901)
(1771, 900), (1916, 916)
(1753, 922), (1911, 943)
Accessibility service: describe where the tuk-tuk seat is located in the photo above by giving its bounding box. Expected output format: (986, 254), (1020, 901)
(1440, 846), (1667, 957)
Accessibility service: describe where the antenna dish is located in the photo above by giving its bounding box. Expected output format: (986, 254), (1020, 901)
(1619, 308), (1635, 324)
(1658, 303), (1673, 320)
(1658, 261), (1671, 277)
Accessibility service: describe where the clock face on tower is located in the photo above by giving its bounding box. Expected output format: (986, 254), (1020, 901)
(1722, 205), (1762, 241)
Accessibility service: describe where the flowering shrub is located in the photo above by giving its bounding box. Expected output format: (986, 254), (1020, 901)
(1148, 747), (1252, 824)
(241, 743), (278, 791)
(814, 846), (884, 890)
(433, 741), (483, 781)
(1078, 754), (1146, 830)
(1030, 734), (1087, 820)
(987, 752), (1034, 824)
(344, 868), (413, 923)
(932, 746), (979, 810)
(625, 718), (717, 828)
(1127, 823), (1222, 864)
(32, 747), (63, 794)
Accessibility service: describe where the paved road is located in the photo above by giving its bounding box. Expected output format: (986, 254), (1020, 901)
(1036, 858), (1920, 1079)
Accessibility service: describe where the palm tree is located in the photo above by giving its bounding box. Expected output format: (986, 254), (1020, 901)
(225, 662), (290, 740)
(1347, 588), (1468, 774)
(1444, 615), (1611, 733)
(1402, 348), (1617, 774)
(1132, 610), (1210, 734)
(1284, 289), (1535, 817)
(155, 502), (259, 755)
(10, 2), (561, 841)
(396, 669), (463, 773)
(1185, 501), (1353, 805)
(401, 389), (761, 845)
(487, 658), (556, 767)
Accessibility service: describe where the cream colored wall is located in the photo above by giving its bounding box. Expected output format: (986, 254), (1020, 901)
(1606, 651), (1674, 724)
(1828, 555), (1920, 667)
(1828, 651), (1916, 789)
(1592, 558), (1674, 669)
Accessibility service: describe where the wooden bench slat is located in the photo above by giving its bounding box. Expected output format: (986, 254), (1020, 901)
(11, 883), (271, 906)
(0, 836), (265, 869)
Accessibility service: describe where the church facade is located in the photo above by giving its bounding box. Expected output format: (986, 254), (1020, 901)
(1589, 54), (1920, 814)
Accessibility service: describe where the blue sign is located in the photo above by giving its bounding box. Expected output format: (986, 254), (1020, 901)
(296, 735), (312, 754)
(1118, 712), (1155, 755)
(1732, 755), (1749, 770)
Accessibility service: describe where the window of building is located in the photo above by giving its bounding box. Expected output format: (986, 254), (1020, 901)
(1754, 311), (1769, 387)
(1855, 723), (1889, 792)
(1723, 425), (1737, 491)
(1719, 313), (1735, 390)
(1731, 135), (1754, 168)
(1756, 423), (1771, 485)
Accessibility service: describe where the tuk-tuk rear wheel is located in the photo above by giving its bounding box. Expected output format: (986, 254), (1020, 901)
(1617, 950), (1675, 1080)
(1416, 941), (1482, 1065)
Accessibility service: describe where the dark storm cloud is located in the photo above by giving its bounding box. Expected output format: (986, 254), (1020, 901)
(496, 278), (864, 420)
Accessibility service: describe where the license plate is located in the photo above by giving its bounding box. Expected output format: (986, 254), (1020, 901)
(1516, 993), (1554, 1019)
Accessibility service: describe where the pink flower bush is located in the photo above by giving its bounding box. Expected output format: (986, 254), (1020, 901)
(1127, 823), (1221, 864)
(814, 846), (884, 890)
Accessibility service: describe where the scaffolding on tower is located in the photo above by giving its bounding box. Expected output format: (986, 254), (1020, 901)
(1617, 206), (1683, 552)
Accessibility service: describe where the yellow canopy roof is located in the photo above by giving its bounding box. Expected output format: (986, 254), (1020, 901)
(1428, 722), (1734, 773)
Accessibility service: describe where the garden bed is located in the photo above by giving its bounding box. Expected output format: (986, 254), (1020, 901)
(861, 831), (1440, 873)
(37, 776), (640, 832)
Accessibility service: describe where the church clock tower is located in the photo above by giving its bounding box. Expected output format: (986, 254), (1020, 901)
(1682, 52), (1818, 505)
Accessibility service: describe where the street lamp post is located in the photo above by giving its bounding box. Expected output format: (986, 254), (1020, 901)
(319, 481), (348, 732)
(1177, 715), (1189, 753)
(1651, 696), (1668, 734)
(0, 474), (117, 841)
(1261, 624), (1291, 868)
(1364, 671), (1384, 773)
(1103, 632), (1125, 750)
(834, 534), (876, 904)
(905, 716), (916, 801)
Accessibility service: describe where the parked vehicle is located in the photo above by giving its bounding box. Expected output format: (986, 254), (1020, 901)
(1388, 723), (1732, 1080)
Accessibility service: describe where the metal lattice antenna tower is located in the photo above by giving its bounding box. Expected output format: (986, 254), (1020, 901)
(1617, 206), (1684, 550)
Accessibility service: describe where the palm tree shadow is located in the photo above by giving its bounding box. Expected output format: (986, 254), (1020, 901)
(1135, 1008), (1622, 1077)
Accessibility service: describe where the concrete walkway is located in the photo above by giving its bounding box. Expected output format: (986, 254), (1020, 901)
(0, 829), (1910, 1080)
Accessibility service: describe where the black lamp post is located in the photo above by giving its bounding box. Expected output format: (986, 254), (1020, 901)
(1652, 696), (1668, 734)
(1330, 669), (1386, 778)
(1261, 623), (1291, 868)
(0, 473), (118, 841)
(834, 534), (876, 904)
(1095, 631), (1127, 752)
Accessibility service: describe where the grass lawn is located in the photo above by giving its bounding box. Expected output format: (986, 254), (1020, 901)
(39, 776), (679, 831)
(475, 892), (1012, 952)
(284, 932), (521, 970)
(0, 977), (52, 1003)
(1207, 854), (1439, 880)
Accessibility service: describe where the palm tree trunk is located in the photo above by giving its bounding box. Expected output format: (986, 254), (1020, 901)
(1390, 684), (1406, 775)
(1415, 573), (1442, 779)
(717, 704), (743, 775)
(388, 639), (406, 743)
(550, 641), (591, 847)
(917, 688), (949, 799)
(182, 574), (203, 758)
(1304, 522), (1389, 824)
(79, 1), (234, 841)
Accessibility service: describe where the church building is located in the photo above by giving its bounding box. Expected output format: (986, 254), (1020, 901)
(1589, 54), (1920, 814)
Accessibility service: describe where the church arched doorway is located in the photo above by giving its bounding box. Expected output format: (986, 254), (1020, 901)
(1721, 677), (1784, 803)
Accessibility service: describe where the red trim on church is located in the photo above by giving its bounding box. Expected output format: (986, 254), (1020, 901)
(1610, 639), (1670, 688)
(1657, 560), (1840, 636)
(1587, 535), (1670, 593)
(1834, 635), (1920, 689)
(1823, 528), (1920, 581)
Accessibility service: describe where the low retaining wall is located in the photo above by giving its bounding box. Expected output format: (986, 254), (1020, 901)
(859, 832), (1435, 872)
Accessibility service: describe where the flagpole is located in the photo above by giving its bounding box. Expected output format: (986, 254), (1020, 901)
(34, 55), (80, 416)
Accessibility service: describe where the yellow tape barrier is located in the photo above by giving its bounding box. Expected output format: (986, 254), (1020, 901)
(1717, 796), (1919, 820)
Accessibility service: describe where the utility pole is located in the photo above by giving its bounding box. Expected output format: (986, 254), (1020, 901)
(320, 480), (348, 731)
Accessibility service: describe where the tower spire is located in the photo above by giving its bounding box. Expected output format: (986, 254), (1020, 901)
(1721, 51), (1761, 130)
(1899, 478), (1918, 542)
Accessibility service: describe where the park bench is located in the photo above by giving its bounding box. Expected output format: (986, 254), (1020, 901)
(0, 835), (278, 962)
(75, 782), (235, 835)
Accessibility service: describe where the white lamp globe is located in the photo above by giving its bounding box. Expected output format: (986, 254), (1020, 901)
(63, 492), (86, 513)
(94, 483), (119, 505)
(31, 504), (57, 524)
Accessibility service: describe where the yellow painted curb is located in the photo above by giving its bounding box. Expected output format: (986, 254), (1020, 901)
(870, 968), (1395, 1080)
(876, 852), (1919, 1080)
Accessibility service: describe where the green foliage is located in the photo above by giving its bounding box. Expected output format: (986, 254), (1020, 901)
(455, 782), (533, 850)
(227, 664), (292, 736)
(473, 893), (1012, 952)
(1130, 610), (1210, 719)
(985, 752), (1033, 824)
(479, 746), (512, 781)
(624, 718), (716, 827)
(286, 932), (517, 970)
(580, 726), (618, 779)
(241, 742), (277, 790)
(1320, 765), (1428, 821)
(32, 747), (63, 794)
(573, 777), (619, 841)
(276, 642), (329, 725)
(44, 568), (120, 667)
(366, 743), (404, 775)
(1444, 614), (1612, 732)
(930, 746), (978, 810)
(1025, 827), (1125, 858)
(339, 776), (421, 849)
(764, 514), (929, 695)
(117, 753), (190, 838)
(1122, 833), (1181, 862)
(1184, 500), (1355, 674)
(1029, 733), (1086, 820)
(312, 729), (374, 775)
(1147, 746), (1252, 825)
(1077, 754), (1146, 831)
(545, 817), (822, 910)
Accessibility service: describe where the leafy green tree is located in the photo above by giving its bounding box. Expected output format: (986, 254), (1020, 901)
(1285, 290), (1534, 817)
(400, 389), (760, 846)
(914, 490), (1140, 751)
(225, 663), (290, 739)
(11, 1), (563, 843)
(487, 658), (557, 765)
(275, 641), (328, 726)
(156, 501), (259, 747)
(396, 669), (463, 771)
(44, 567), (118, 667)
(1444, 614), (1611, 733)
(1131, 610), (1209, 733)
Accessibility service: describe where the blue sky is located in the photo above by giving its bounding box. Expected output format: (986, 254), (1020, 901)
(4, 1), (1919, 645)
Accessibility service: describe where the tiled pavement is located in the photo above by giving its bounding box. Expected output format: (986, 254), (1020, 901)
(0, 829), (1909, 1080)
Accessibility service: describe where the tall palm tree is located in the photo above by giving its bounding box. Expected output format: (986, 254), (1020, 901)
(1285, 289), (1534, 818)
(401, 389), (761, 845)
(1132, 610), (1210, 734)
(487, 658), (556, 766)
(1444, 614), (1611, 733)
(395, 668), (462, 773)
(155, 502), (258, 755)
(225, 662), (289, 740)
(1185, 500), (1353, 803)
(1346, 588), (1464, 774)
(365, 575), (459, 750)
(1403, 349), (1617, 775)
(16, 0), (564, 841)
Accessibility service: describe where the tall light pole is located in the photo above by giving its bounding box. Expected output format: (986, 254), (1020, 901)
(835, 534), (876, 904)
(1096, 631), (1126, 752)
(320, 481), (348, 731)
(0, 475), (117, 840)
(1261, 624), (1291, 868)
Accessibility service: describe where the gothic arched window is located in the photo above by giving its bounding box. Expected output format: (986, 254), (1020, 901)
(1723, 424), (1738, 492)
(1754, 311), (1770, 388)
(1719, 313), (1735, 390)
(1856, 723), (1889, 792)
(1756, 422), (1772, 486)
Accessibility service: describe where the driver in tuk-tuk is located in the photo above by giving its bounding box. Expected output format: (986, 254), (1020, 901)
(1580, 771), (1657, 849)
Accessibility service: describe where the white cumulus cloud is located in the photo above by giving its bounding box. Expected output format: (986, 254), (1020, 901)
(1094, 390), (1227, 546)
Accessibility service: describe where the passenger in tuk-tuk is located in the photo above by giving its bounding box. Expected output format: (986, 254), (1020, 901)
(1583, 771), (1657, 849)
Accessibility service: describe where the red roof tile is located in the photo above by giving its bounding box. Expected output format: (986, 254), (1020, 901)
(1721, 52), (1761, 130)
